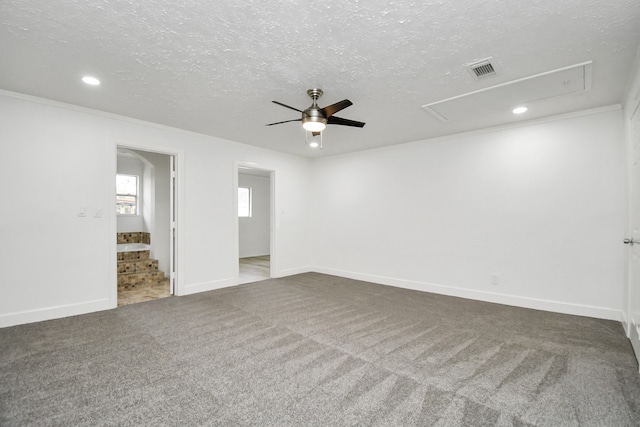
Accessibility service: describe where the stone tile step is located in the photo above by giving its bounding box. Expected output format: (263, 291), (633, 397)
(117, 250), (150, 262)
(117, 258), (159, 274)
(118, 271), (166, 290)
(117, 232), (151, 245)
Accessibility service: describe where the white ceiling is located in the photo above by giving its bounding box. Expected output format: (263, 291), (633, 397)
(1, 0), (639, 158)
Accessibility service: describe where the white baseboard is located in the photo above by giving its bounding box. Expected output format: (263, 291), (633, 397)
(274, 266), (313, 278)
(179, 267), (313, 296)
(622, 310), (630, 337)
(0, 299), (113, 328)
(630, 316), (640, 372)
(312, 267), (622, 322)
(181, 277), (237, 295)
(2, 268), (621, 328)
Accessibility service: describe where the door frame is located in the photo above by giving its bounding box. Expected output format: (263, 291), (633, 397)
(234, 161), (276, 282)
(110, 139), (185, 307)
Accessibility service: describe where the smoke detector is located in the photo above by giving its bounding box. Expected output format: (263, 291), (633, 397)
(465, 57), (499, 80)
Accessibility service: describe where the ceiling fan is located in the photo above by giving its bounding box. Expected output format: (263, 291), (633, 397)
(266, 89), (366, 136)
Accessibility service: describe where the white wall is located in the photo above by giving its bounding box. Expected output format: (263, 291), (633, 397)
(0, 88), (628, 327)
(238, 173), (271, 258)
(0, 91), (312, 327)
(311, 108), (626, 320)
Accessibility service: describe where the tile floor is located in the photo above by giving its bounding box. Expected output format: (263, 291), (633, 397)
(239, 255), (271, 284)
(117, 256), (271, 306)
(118, 279), (171, 306)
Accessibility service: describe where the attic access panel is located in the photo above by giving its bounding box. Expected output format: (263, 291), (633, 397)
(422, 61), (592, 122)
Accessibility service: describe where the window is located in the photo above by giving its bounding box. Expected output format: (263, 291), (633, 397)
(116, 174), (139, 215)
(238, 187), (252, 217)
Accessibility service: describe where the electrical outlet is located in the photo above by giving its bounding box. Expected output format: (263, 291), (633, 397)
(490, 274), (499, 285)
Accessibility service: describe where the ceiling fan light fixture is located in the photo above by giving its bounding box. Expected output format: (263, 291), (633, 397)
(82, 75), (101, 86)
(302, 119), (326, 132)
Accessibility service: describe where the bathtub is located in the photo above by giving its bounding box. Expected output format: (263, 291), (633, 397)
(117, 243), (151, 252)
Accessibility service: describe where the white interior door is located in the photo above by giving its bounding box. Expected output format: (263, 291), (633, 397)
(170, 155), (176, 295)
(627, 104), (640, 368)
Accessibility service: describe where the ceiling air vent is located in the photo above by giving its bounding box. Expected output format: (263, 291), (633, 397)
(422, 61), (592, 122)
(466, 57), (498, 80)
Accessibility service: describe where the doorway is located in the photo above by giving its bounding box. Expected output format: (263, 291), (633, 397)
(116, 147), (177, 305)
(238, 167), (273, 284)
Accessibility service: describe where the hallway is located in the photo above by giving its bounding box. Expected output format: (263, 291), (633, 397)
(239, 255), (270, 284)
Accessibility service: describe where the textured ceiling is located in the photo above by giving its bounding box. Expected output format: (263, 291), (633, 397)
(1, 0), (640, 157)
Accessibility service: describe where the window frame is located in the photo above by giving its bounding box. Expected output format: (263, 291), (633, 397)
(238, 187), (252, 218)
(116, 174), (140, 216)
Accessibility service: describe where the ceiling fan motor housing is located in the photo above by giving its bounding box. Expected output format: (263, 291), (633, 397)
(302, 88), (327, 130)
(302, 107), (327, 126)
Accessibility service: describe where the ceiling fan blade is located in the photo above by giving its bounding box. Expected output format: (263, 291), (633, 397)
(265, 119), (301, 126)
(327, 116), (366, 128)
(320, 99), (353, 118)
(272, 100), (303, 113)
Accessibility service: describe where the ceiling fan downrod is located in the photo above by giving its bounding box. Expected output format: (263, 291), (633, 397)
(307, 88), (323, 105)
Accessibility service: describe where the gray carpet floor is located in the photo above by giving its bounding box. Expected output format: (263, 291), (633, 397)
(1, 273), (640, 426)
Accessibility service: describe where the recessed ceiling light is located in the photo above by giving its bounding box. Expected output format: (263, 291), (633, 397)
(82, 76), (101, 86)
(512, 106), (528, 114)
